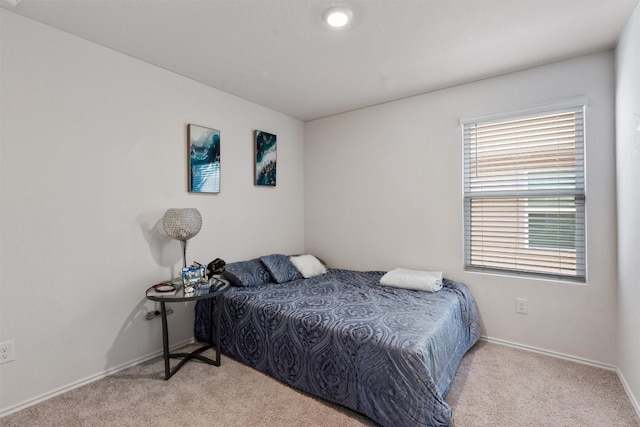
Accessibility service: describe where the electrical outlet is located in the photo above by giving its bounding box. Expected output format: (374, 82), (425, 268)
(0, 340), (15, 364)
(516, 298), (528, 314)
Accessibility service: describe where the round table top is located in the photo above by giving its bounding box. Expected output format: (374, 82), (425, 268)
(145, 278), (230, 303)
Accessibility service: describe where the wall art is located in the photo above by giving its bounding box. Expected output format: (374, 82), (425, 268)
(254, 130), (276, 186)
(188, 124), (220, 193)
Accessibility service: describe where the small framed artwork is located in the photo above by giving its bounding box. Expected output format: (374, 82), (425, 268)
(188, 124), (220, 193)
(254, 130), (276, 186)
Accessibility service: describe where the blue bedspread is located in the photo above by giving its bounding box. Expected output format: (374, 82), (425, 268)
(194, 268), (480, 427)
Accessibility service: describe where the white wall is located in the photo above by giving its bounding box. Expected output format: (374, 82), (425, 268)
(1, 4), (633, 418)
(305, 52), (618, 366)
(0, 10), (304, 414)
(616, 3), (640, 414)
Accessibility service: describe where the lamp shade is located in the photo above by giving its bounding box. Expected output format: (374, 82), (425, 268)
(163, 208), (202, 241)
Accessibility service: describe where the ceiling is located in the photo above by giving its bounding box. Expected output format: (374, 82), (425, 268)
(2, 0), (638, 121)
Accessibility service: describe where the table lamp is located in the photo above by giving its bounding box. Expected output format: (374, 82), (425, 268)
(162, 208), (202, 268)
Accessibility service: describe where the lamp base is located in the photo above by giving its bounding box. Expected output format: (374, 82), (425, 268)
(181, 240), (188, 269)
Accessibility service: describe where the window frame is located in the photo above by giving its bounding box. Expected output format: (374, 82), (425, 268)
(461, 98), (587, 283)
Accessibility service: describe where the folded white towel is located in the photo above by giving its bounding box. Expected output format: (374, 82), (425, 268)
(379, 268), (443, 292)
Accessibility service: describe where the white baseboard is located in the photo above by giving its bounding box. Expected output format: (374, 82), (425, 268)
(480, 336), (640, 420)
(480, 335), (616, 371)
(617, 367), (640, 420)
(0, 338), (194, 418)
(4, 336), (639, 421)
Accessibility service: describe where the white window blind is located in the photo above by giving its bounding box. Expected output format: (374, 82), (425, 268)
(462, 103), (586, 282)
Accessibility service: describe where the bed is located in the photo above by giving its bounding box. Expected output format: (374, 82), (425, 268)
(194, 258), (480, 427)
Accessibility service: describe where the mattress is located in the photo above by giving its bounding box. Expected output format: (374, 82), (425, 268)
(194, 268), (480, 426)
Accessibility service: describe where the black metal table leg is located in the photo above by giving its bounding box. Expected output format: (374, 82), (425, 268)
(160, 301), (171, 380)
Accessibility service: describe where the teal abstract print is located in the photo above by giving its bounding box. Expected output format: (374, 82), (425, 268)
(255, 130), (276, 186)
(189, 124), (220, 193)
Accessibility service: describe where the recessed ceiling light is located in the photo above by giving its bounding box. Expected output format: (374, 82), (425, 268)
(323, 7), (353, 28)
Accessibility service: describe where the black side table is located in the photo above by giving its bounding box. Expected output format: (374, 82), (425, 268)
(145, 278), (230, 380)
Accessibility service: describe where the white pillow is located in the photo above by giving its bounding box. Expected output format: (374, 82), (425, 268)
(289, 254), (327, 278)
(379, 268), (443, 292)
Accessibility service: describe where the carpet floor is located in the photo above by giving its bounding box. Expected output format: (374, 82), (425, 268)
(2, 340), (639, 426)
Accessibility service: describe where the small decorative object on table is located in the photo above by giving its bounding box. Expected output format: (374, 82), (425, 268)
(182, 263), (206, 293)
(206, 258), (226, 279)
(147, 282), (179, 296)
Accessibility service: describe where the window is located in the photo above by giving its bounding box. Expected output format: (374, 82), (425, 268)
(462, 101), (586, 282)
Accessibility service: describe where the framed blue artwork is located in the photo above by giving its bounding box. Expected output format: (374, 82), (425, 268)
(254, 130), (276, 186)
(188, 124), (220, 193)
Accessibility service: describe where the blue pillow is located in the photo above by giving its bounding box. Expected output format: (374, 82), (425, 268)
(259, 254), (303, 284)
(221, 259), (274, 287)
